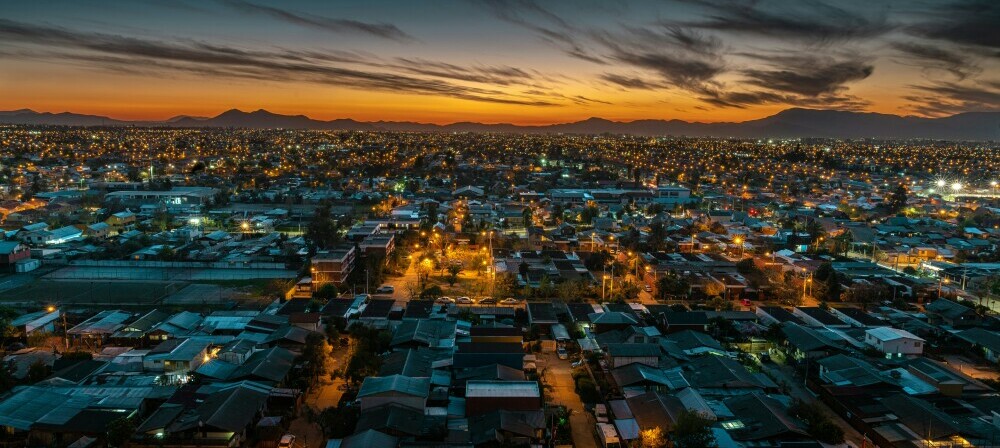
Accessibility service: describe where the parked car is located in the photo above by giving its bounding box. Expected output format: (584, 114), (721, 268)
(479, 297), (496, 305)
(456, 296), (473, 304)
(500, 298), (519, 305)
(435, 297), (454, 304)
(557, 347), (568, 359)
(278, 434), (296, 448)
(375, 285), (394, 294)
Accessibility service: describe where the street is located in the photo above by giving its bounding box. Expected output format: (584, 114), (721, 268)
(541, 352), (598, 448)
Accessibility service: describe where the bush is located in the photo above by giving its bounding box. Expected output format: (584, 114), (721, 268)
(575, 377), (600, 403)
(420, 285), (444, 299)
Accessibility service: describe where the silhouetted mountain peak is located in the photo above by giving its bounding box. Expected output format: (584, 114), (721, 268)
(0, 107), (996, 139)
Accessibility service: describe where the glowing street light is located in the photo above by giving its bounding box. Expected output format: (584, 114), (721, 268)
(936, 179), (946, 187)
(951, 182), (962, 192)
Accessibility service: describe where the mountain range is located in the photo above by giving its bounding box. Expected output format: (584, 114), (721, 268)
(1, 107), (997, 140)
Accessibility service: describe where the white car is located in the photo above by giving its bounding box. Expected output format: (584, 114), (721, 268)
(278, 434), (296, 448)
(375, 285), (394, 294)
(500, 298), (519, 305)
(435, 297), (454, 304)
(456, 296), (473, 304)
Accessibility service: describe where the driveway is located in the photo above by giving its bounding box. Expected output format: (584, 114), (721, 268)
(542, 352), (598, 448)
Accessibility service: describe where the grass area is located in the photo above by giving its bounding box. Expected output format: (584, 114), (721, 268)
(0, 279), (174, 306)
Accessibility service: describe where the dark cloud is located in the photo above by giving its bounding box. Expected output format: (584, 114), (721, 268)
(890, 41), (978, 80)
(739, 55), (874, 97)
(904, 81), (1000, 116)
(699, 88), (870, 110)
(219, 0), (414, 42)
(589, 25), (725, 91)
(686, 0), (891, 43)
(476, 0), (607, 64)
(909, 0), (1000, 52)
(388, 58), (537, 87)
(600, 73), (664, 90)
(0, 19), (557, 107)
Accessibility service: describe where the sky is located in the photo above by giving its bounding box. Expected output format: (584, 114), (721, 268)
(1, 0), (998, 124)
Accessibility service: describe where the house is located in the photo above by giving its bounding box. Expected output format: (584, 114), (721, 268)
(793, 306), (848, 327)
(22, 225), (82, 245)
(311, 246), (357, 286)
(67, 310), (133, 348)
(925, 299), (983, 327)
(956, 327), (1000, 364)
(864, 327), (924, 358)
(10, 310), (60, 337)
(722, 393), (811, 444)
(465, 380), (541, 417)
(0, 241), (31, 271)
(390, 320), (457, 349)
(354, 403), (443, 439)
(781, 322), (847, 360)
(605, 343), (661, 369)
(105, 211), (136, 234)
(454, 342), (524, 370)
(685, 355), (776, 393)
(84, 222), (110, 239)
(611, 363), (690, 394)
(588, 311), (640, 334)
(357, 375), (429, 412)
(143, 339), (211, 380)
(132, 384), (268, 447)
(467, 410), (545, 446)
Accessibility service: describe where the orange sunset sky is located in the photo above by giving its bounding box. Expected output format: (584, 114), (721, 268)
(1, 0), (997, 124)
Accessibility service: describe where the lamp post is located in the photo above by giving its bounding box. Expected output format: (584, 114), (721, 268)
(938, 276), (950, 298)
(733, 236), (744, 260)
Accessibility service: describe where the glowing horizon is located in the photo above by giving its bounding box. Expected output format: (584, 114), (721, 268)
(1, 0), (997, 125)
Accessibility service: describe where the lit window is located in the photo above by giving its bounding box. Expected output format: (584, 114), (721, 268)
(721, 421), (745, 430)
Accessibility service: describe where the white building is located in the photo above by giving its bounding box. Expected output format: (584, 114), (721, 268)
(865, 327), (924, 358)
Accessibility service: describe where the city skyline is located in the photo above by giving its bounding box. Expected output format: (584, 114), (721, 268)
(2, 0), (998, 125)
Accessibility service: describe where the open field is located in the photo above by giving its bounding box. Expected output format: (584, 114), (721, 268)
(0, 279), (175, 307)
(45, 265), (297, 281)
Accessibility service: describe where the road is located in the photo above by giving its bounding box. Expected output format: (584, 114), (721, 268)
(761, 362), (863, 447)
(939, 354), (999, 380)
(541, 352), (598, 448)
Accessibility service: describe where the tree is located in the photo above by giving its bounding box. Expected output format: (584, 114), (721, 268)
(656, 271), (690, 299)
(420, 285), (444, 299)
(106, 416), (136, 448)
(313, 283), (339, 300)
(788, 399), (844, 445)
(318, 406), (360, 438)
(307, 206), (340, 250)
(887, 184), (908, 212)
(26, 360), (50, 383)
(673, 410), (716, 448)
(702, 280), (725, 299)
(446, 264), (462, 286)
(640, 426), (668, 448)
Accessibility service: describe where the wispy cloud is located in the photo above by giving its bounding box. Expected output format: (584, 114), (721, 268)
(907, 0), (1000, 53)
(890, 41), (978, 80)
(683, 0), (891, 43)
(218, 0), (415, 42)
(0, 19), (557, 107)
(904, 80), (1000, 116)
